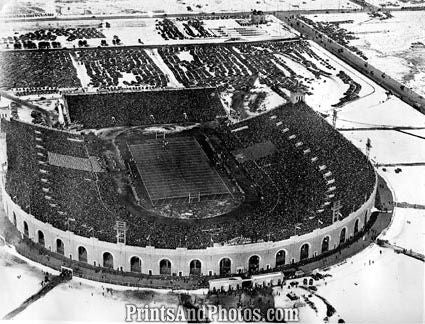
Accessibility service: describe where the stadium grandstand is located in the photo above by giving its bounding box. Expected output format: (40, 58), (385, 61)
(1, 99), (376, 250)
(64, 88), (226, 128)
(0, 21), (379, 279)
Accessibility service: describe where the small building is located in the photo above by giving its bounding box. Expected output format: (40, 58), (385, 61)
(251, 272), (285, 287)
(0, 105), (11, 120)
(209, 277), (243, 292)
(251, 10), (266, 25)
(290, 90), (305, 104)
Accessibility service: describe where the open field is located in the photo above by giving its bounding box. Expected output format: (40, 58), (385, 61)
(0, 0), (360, 18)
(129, 137), (230, 205)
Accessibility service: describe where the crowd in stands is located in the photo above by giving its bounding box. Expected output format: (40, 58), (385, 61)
(3, 119), (121, 242)
(65, 88), (225, 128)
(0, 50), (81, 89)
(74, 48), (168, 88)
(3, 99), (375, 250)
(298, 17), (368, 60)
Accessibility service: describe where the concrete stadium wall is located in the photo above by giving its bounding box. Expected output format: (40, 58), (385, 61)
(2, 179), (377, 276)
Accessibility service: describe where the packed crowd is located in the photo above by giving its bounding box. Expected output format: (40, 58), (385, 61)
(74, 48), (168, 88)
(65, 88), (226, 128)
(3, 119), (120, 241)
(4, 99), (375, 250)
(0, 50), (81, 89)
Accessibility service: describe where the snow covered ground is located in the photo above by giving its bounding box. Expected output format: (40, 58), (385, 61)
(1, 11), (425, 323)
(307, 11), (425, 98)
(343, 129), (425, 164)
(365, 0), (425, 9)
(273, 247), (424, 324)
(0, 0), (360, 17)
(53, 0), (359, 16)
(0, 246), (45, 319)
(0, 15), (296, 50)
(315, 247), (424, 324)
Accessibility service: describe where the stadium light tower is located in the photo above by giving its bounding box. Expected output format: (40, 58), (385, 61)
(332, 108), (338, 128)
(331, 200), (343, 223)
(115, 220), (128, 244)
(366, 138), (372, 158)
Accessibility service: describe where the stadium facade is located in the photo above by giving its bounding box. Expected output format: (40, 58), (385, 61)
(1, 175), (376, 276)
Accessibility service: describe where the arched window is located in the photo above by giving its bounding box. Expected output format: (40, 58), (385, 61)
(300, 243), (309, 260)
(13, 212), (17, 226)
(321, 236), (330, 253)
(189, 259), (202, 276)
(340, 228), (346, 244)
(78, 246), (87, 263)
(130, 256), (141, 273)
(23, 221), (29, 237)
(354, 219), (359, 234)
(38, 230), (45, 247)
(248, 255), (260, 273)
(275, 250), (286, 267)
(159, 259), (171, 275)
(56, 239), (64, 255)
(219, 258), (231, 276)
(103, 252), (114, 269)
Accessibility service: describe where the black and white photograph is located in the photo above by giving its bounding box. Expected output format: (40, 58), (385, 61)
(0, 0), (424, 322)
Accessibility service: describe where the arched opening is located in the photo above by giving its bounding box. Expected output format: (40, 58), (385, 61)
(130, 256), (141, 273)
(103, 252), (114, 269)
(38, 230), (45, 247)
(13, 212), (17, 226)
(189, 259), (202, 275)
(219, 258), (231, 276)
(56, 239), (64, 255)
(23, 221), (29, 237)
(159, 259), (171, 275)
(300, 243), (309, 260)
(340, 228), (346, 244)
(275, 250), (286, 267)
(248, 255), (260, 273)
(321, 236), (330, 253)
(78, 246), (87, 263)
(354, 219), (359, 234)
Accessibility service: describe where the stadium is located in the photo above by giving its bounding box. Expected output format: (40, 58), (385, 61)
(0, 13), (378, 284)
